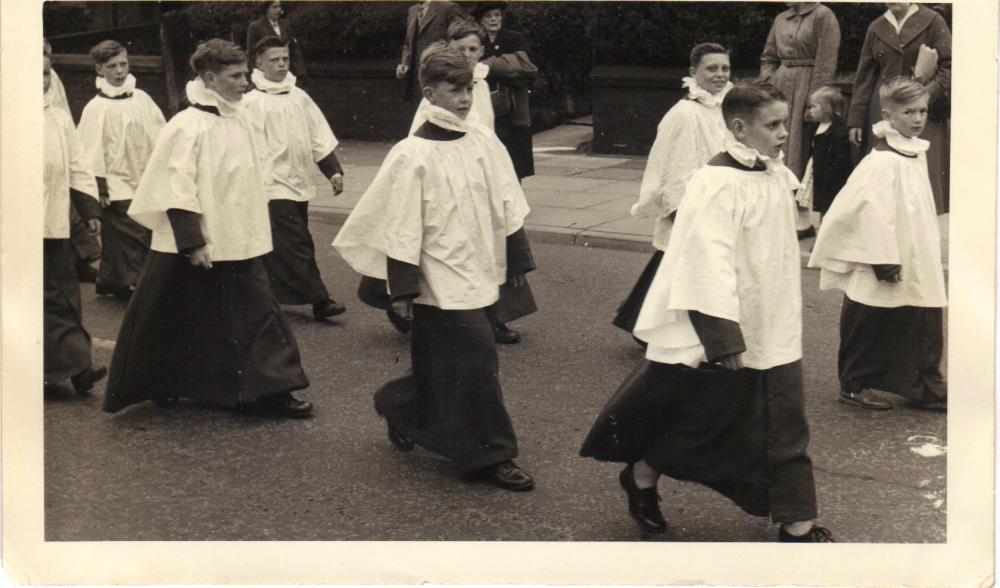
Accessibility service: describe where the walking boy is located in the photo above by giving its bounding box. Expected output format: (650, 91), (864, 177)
(77, 40), (166, 299)
(103, 39), (313, 418)
(809, 76), (947, 411)
(245, 36), (347, 321)
(43, 51), (107, 393)
(334, 46), (535, 491)
(581, 83), (834, 542)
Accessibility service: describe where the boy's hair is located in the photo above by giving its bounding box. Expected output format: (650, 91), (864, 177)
(189, 39), (247, 75)
(809, 85), (847, 122)
(253, 35), (289, 61)
(419, 45), (473, 89)
(448, 18), (485, 44)
(721, 82), (787, 126)
(879, 75), (929, 109)
(689, 42), (729, 68)
(90, 40), (127, 65)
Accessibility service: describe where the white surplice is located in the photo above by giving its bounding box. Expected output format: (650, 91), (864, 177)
(807, 120), (947, 308)
(334, 104), (530, 310)
(44, 88), (99, 239)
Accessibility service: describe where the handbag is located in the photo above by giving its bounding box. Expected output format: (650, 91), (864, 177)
(491, 86), (513, 117)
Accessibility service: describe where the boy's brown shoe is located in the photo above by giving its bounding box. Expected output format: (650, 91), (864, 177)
(839, 388), (893, 410)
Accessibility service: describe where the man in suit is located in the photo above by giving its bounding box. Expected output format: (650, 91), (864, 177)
(396, 0), (468, 103)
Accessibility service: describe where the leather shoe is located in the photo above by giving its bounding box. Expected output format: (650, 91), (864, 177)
(487, 460), (534, 491)
(257, 393), (314, 418)
(71, 366), (107, 394)
(619, 464), (668, 534)
(494, 323), (521, 344)
(779, 525), (834, 542)
(95, 282), (132, 299)
(387, 424), (415, 452)
(313, 298), (346, 320)
(839, 388), (893, 410)
(386, 309), (412, 334)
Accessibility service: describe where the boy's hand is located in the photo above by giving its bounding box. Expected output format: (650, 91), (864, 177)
(395, 64), (409, 80)
(330, 174), (344, 196)
(848, 128), (863, 146)
(509, 272), (527, 288)
(190, 246), (213, 270)
(391, 298), (413, 322)
(718, 352), (744, 371)
(87, 218), (101, 236)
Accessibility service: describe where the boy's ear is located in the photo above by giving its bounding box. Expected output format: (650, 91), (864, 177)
(421, 85), (435, 101)
(730, 118), (746, 139)
(688, 65), (696, 78)
(880, 109), (891, 121)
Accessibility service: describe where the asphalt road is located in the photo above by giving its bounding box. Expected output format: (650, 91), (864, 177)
(44, 217), (947, 543)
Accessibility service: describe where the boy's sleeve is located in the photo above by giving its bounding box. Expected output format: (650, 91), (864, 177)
(633, 109), (701, 219)
(387, 257), (421, 300)
(128, 118), (203, 232)
(317, 152), (344, 179)
(166, 209), (205, 254)
(505, 228), (535, 276)
(70, 188), (102, 222)
(689, 311), (746, 362)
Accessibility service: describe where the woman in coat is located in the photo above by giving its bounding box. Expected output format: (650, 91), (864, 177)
(473, 1), (537, 181)
(848, 3), (951, 213)
(246, 1), (307, 80)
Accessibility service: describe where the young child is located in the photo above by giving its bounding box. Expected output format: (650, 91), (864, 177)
(614, 43), (733, 337)
(334, 46), (536, 491)
(244, 36), (347, 321)
(77, 40), (166, 299)
(102, 39), (313, 419)
(582, 83), (834, 543)
(809, 76), (947, 412)
(795, 85), (853, 228)
(43, 52), (107, 393)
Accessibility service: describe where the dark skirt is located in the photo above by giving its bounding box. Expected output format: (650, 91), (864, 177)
(496, 124), (534, 180)
(613, 250), (664, 333)
(358, 276), (537, 325)
(103, 252), (310, 413)
(263, 199), (330, 306)
(580, 360), (817, 523)
(838, 296), (947, 402)
(44, 239), (93, 384)
(69, 203), (102, 263)
(97, 200), (151, 291)
(374, 304), (519, 473)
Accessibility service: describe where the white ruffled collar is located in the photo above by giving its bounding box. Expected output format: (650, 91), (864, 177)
(416, 102), (474, 134)
(682, 76), (732, 108)
(96, 73), (136, 97)
(724, 133), (785, 172)
(872, 120), (929, 155)
(473, 62), (489, 81)
(186, 77), (244, 117)
(252, 68), (296, 94)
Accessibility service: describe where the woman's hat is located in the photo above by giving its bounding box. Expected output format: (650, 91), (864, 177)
(470, 1), (507, 18)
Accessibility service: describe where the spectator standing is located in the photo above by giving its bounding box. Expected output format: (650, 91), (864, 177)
(397, 0), (469, 104)
(246, 1), (308, 81)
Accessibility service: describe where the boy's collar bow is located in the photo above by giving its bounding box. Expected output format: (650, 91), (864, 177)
(185, 77), (244, 117)
(872, 120), (929, 156)
(682, 77), (732, 107)
(252, 68), (297, 94)
(96, 73), (136, 98)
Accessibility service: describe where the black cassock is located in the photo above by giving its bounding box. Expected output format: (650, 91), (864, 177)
(97, 197), (151, 292)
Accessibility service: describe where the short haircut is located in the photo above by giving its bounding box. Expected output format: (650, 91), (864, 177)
(189, 39), (247, 75)
(809, 85), (847, 122)
(448, 18), (485, 44)
(419, 45), (474, 89)
(879, 75), (929, 109)
(253, 35), (288, 61)
(690, 42), (729, 68)
(721, 82), (787, 126)
(90, 40), (127, 65)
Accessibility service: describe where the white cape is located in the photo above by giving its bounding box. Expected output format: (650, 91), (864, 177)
(45, 93), (99, 239)
(334, 104), (529, 310)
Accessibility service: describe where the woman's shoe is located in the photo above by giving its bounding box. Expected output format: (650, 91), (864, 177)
(387, 424), (415, 452)
(494, 323), (521, 344)
(487, 460), (534, 491)
(619, 464), (667, 534)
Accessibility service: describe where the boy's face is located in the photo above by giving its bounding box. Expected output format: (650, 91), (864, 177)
(43, 56), (52, 93)
(733, 100), (789, 159)
(423, 80), (474, 119)
(689, 53), (730, 95)
(257, 46), (290, 82)
(882, 95), (928, 138)
(450, 34), (484, 68)
(96, 51), (129, 87)
(204, 63), (249, 102)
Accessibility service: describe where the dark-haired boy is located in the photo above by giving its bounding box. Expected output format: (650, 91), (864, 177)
(245, 36), (347, 321)
(77, 40), (166, 299)
(103, 39), (313, 418)
(581, 83), (833, 542)
(335, 45), (535, 491)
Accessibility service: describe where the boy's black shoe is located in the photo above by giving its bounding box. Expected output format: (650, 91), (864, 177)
(258, 393), (313, 418)
(387, 424), (415, 452)
(71, 366), (107, 394)
(839, 388), (893, 410)
(313, 298), (346, 320)
(76, 261), (98, 283)
(487, 460), (534, 491)
(779, 525), (835, 543)
(95, 282), (132, 299)
(619, 464), (668, 534)
(494, 323), (521, 344)
(386, 309), (412, 334)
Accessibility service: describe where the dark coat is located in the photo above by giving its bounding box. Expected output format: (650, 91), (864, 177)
(481, 28), (535, 128)
(246, 16), (307, 78)
(811, 119), (853, 215)
(399, 1), (468, 103)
